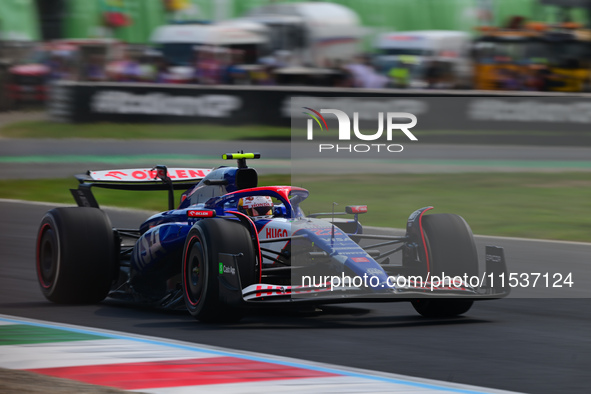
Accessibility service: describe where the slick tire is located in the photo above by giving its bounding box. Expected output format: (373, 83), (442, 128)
(36, 207), (116, 304)
(411, 298), (474, 318)
(412, 213), (478, 318)
(182, 219), (256, 323)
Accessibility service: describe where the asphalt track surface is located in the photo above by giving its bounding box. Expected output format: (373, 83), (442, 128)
(0, 200), (589, 394)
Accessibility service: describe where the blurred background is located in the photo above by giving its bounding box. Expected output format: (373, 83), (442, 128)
(4, 0), (591, 109)
(0, 0), (590, 242)
(1, 3), (590, 393)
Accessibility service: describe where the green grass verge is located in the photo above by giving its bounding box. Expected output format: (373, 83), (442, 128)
(0, 121), (290, 140)
(0, 175), (290, 213)
(1, 172), (589, 242)
(297, 173), (591, 242)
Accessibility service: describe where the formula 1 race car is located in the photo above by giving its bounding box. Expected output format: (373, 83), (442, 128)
(36, 153), (510, 322)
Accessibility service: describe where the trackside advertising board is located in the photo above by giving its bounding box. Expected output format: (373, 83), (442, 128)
(49, 82), (591, 136)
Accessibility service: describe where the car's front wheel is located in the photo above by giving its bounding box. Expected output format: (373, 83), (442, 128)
(411, 213), (478, 318)
(182, 219), (256, 323)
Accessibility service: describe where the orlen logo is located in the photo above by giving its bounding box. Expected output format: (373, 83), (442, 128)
(187, 210), (216, 218)
(304, 107), (417, 153)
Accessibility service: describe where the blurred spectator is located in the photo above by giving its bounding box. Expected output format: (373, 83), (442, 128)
(533, 65), (553, 91)
(105, 60), (126, 81)
(496, 68), (522, 90)
(46, 55), (67, 81)
(346, 55), (388, 88)
(45, 49), (79, 81)
(136, 51), (159, 82)
(388, 59), (411, 88)
(195, 46), (222, 85)
(365, 64), (389, 88)
(155, 56), (171, 83)
(84, 55), (106, 82)
(222, 50), (250, 85)
(122, 55), (141, 82)
(106, 53), (141, 82)
(251, 64), (275, 85)
(523, 64), (543, 91)
(330, 59), (353, 87)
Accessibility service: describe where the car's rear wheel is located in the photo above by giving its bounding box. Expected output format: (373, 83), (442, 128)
(36, 207), (116, 304)
(411, 213), (477, 318)
(182, 219), (256, 323)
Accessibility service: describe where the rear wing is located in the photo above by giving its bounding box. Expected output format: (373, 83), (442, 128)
(71, 166), (212, 210)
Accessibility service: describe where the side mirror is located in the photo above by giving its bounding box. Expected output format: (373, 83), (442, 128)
(345, 205), (367, 214)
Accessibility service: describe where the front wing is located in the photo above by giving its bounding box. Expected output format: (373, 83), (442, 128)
(217, 246), (511, 306)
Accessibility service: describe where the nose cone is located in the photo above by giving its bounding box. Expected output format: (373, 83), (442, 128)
(290, 218), (391, 293)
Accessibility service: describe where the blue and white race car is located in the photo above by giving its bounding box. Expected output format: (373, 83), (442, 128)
(36, 153), (510, 322)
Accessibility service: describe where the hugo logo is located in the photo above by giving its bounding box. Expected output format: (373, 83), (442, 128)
(266, 228), (288, 238)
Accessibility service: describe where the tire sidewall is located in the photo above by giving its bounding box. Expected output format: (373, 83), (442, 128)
(181, 218), (256, 322)
(413, 213), (478, 318)
(35, 207), (115, 304)
(182, 225), (215, 317)
(422, 213), (479, 278)
(36, 213), (61, 299)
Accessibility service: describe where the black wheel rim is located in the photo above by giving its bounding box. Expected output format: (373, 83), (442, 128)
(38, 227), (57, 288)
(185, 239), (204, 306)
